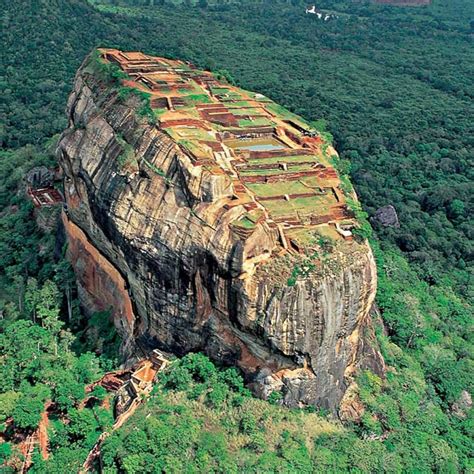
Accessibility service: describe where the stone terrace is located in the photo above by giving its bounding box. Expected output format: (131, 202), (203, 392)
(99, 49), (355, 246)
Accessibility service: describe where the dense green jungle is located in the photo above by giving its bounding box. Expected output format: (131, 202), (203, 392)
(0, 0), (472, 472)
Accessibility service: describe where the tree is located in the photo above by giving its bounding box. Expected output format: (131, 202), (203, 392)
(24, 277), (40, 323)
(0, 443), (12, 464)
(67, 408), (99, 442)
(37, 280), (63, 356)
(12, 394), (45, 430)
(54, 259), (76, 324)
(0, 391), (20, 427)
(205, 382), (229, 408)
(53, 375), (85, 412)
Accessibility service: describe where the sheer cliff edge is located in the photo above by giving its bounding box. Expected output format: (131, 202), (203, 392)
(57, 49), (385, 413)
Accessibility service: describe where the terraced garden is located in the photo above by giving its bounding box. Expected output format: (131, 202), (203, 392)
(99, 48), (355, 243)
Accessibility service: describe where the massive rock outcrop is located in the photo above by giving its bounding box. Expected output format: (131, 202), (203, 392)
(57, 49), (384, 411)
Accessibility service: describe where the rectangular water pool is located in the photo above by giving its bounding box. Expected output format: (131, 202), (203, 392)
(226, 138), (287, 152)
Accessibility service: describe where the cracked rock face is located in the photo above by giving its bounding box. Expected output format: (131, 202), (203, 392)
(57, 57), (384, 412)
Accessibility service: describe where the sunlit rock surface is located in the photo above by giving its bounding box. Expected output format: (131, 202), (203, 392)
(58, 50), (384, 411)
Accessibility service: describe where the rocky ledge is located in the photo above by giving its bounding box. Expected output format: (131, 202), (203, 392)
(57, 49), (384, 412)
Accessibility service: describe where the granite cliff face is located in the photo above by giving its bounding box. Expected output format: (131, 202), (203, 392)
(57, 50), (384, 411)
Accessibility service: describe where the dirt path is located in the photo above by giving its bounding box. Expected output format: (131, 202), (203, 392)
(37, 406), (50, 460)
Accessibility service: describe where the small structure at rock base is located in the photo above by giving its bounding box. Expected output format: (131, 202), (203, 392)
(26, 166), (55, 188)
(27, 187), (63, 207)
(81, 350), (168, 473)
(335, 221), (353, 239)
(130, 349), (168, 396)
(26, 166), (63, 208)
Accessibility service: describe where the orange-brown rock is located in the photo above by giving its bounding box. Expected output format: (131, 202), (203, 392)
(62, 214), (135, 331)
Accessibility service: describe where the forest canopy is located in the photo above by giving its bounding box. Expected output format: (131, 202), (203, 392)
(0, 0), (472, 471)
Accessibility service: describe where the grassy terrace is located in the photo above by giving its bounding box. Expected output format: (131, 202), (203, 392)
(210, 86), (233, 94)
(239, 164), (315, 176)
(225, 137), (286, 151)
(176, 138), (208, 157)
(238, 117), (274, 128)
(178, 84), (203, 94)
(210, 87), (244, 98)
(225, 100), (253, 107)
(247, 154), (319, 165)
(266, 102), (312, 128)
(97, 49), (351, 240)
(230, 107), (262, 116)
(183, 93), (212, 105)
(233, 215), (257, 230)
(246, 177), (328, 197)
(263, 194), (336, 218)
(168, 128), (214, 141)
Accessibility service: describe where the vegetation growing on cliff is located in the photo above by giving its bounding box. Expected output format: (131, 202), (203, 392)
(0, 0), (472, 471)
(115, 134), (138, 171)
(86, 51), (156, 124)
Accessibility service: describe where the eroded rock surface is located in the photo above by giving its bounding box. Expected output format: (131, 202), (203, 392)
(57, 50), (384, 411)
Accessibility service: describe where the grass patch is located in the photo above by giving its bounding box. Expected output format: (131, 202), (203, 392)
(261, 194), (334, 218)
(246, 181), (308, 197)
(183, 93), (212, 104)
(233, 216), (256, 230)
(240, 164), (314, 176)
(246, 177), (327, 198)
(238, 117), (274, 128)
(248, 154), (318, 166)
(266, 102), (311, 126)
(210, 87), (232, 94)
(229, 107), (261, 116)
(171, 127), (213, 141)
(153, 107), (168, 119)
(225, 101), (253, 107)
(177, 138), (208, 157)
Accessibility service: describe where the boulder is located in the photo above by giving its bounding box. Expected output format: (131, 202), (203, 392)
(372, 205), (400, 228)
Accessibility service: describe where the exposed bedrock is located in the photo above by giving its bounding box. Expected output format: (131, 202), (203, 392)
(57, 61), (384, 412)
